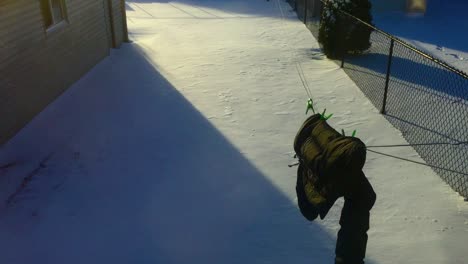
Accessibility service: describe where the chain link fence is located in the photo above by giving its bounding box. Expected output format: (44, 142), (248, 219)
(287, 0), (468, 199)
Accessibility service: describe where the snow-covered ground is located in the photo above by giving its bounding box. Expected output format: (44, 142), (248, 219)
(0, 0), (467, 263)
(373, 2), (468, 73)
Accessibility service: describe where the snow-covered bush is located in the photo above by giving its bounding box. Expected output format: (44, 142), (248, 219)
(318, 0), (373, 59)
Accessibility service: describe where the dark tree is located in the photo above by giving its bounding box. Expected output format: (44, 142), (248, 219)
(318, 0), (373, 59)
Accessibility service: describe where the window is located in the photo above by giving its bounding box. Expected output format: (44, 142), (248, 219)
(40, 0), (67, 29)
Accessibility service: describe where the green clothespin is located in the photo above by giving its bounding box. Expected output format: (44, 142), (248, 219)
(320, 108), (333, 120)
(351, 130), (357, 137)
(341, 129), (346, 136)
(306, 98), (315, 115)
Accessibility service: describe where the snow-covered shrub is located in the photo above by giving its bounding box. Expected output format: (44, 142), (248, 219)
(318, 0), (373, 59)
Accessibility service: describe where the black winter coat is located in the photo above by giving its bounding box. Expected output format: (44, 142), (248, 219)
(294, 114), (367, 220)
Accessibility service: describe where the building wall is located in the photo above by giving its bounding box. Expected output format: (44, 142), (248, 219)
(110, 0), (127, 47)
(0, 0), (127, 145)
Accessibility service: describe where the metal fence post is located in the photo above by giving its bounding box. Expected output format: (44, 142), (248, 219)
(341, 46), (346, 68)
(341, 34), (345, 67)
(340, 13), (346, 68)
(304, 0), (308, 24)
(311, 0), (315, 17)
(381, 39), (395, 114)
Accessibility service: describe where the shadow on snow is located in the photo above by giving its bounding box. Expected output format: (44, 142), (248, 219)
(0, 43), (361, 264)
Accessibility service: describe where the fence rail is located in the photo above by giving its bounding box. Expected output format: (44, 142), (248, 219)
(287, 0), (468, 199)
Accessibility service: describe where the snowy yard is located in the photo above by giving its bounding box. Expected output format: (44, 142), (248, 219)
(373, 1), (468, 73)
(0, 0), (467, 263)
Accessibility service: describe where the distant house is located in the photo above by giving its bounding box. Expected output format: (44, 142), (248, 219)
(0, 0), (128, 145)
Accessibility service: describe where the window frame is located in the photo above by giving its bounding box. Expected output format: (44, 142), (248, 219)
(41, 0), (68, 32)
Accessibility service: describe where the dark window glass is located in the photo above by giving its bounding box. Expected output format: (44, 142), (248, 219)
(50, 0), (64, 22)
(40, 0), (66, 29)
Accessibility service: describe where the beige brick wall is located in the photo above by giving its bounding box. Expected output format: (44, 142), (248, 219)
(0, 0), (128, 145)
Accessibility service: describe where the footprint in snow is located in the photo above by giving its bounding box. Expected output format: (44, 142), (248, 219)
(276, 101), (288, 106)
(448, 53), (464, 60)
(364, 137), (375, 145)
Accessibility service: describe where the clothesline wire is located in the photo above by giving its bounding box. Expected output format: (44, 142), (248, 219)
(366, 149), (468, 176)
(274, 1), (467, 175)
(275, 0), (315, 100)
